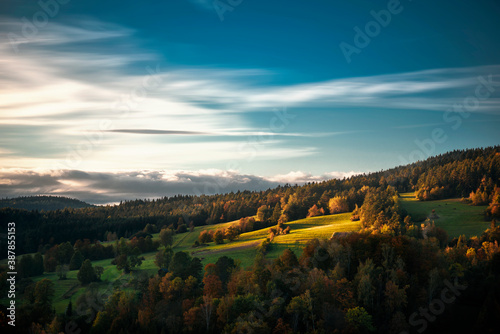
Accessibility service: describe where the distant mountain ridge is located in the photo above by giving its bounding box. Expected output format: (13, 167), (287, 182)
(0, 195), (94, 211)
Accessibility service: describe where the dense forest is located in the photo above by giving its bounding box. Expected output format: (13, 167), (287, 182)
(4, 201), (500, 333)
(0, 196), (94, 211)
(1, 146), (499, 256)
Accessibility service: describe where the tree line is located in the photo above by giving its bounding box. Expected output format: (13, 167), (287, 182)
(1, 146), (498, 257)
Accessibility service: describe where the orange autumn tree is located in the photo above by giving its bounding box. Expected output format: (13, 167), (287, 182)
(203, 264), (223, 298)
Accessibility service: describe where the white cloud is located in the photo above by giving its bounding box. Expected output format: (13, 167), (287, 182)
(268, 170), (360, 184)
(0, 168), (362, 204)
(0, 18), (310, 170)
(1, 17), (499, 173)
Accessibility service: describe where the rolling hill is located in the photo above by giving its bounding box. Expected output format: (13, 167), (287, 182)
(0, 195), (94, 211)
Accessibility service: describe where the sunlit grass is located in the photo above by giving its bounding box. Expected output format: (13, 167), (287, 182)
(399, 192), (489, 238)
(6, 213), (362, 313)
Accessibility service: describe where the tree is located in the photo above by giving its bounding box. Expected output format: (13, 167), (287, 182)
(345, 306), (375, 333)
(200, 295), (215, 333)
(155, 246), (173, 269)
(270, 203), (282, 225)
(257, 205), (271, 222)
(77, 259), (97, 285)
(65, 300), (73, 318)
(214, 229), (224, 244)
(115, 253), (130, 273)
(44, 245), (58, 272)
(277, 214), (288, 231)
(160, 228), (174, 247)
(215, 256), (236, 285)
(286, 293), (309, 332)
(34, 279), (55, 306)
(33, 253), (44, 276)
(199, 230), (212, 244)
(58, 241), (74, 265)
(384, 281), (408, 313)
(18, 254), (35, 278)
(278, 248), (299, 270)
(94, 266), (104, 281)
(307, 204), (324, 217)
(273, 318), (292, 334)
(184, 306), (203, 333)
(286, 290), (316, 332)
(56, 264), (69, 280)
(129, 246), (143, 269)
(114, 240), (142, 273)
(486, 186), (500, 218)
(69, 250), (84, 270)
(225, 225), (240, 242)
(329, 196), (349, 214)
(169, 251), (201, 280)
(203, 274), (223, 298)
(177, 224), (188, 234)
(92, 310), (113, 333)
(143, 223), (157, 234)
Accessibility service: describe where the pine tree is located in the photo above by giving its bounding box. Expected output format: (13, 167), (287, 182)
(65, 300), (73, 317)
(270, 203), (281, 225)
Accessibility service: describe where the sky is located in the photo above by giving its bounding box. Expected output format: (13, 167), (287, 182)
(1, 0), (499, 204)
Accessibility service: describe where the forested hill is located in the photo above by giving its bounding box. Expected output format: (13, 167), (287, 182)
(0, 196), (94, 211)
(1, 146), (499, 255)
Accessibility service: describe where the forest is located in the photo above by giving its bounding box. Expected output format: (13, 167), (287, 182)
(0, 196), (94, 211)
(1, 146), (500, 333)
(1, 146), (499, 257)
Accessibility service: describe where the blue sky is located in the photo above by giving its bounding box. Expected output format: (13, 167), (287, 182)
(0, 0), (499, 203)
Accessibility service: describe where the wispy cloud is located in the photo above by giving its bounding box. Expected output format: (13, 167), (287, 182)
(1, 17), (499, 173)
(268, 170), (360, 184)
(105, 129), (210, 135)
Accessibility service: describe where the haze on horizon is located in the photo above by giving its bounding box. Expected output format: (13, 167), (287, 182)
(1, 0), (499, 204)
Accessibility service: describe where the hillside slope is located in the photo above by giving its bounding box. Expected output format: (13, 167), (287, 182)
(0, 196), (94, 211)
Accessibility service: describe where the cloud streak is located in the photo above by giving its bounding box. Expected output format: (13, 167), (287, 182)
(1, 17), (499, 174)
(106, 129), (210, 135)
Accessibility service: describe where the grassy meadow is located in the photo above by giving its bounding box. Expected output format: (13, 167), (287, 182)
(399, 192), (490, 238)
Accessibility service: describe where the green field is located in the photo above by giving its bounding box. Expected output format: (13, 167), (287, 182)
(175, 212), (360, 268)
(399, 192), (489, 238)
(3, 212), (362, 313)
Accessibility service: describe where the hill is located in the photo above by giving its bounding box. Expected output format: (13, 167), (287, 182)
(0, 195), (94, 211)
(2, 197), (493, 316)
(1, 146), (498, 256)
